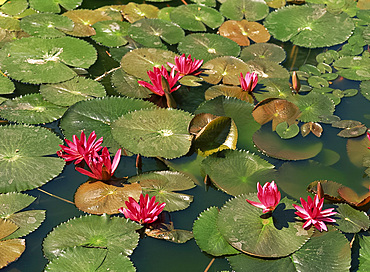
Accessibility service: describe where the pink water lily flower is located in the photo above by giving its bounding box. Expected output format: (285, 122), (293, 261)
(367, 132), (370, 149)
(239, 72), (258, 93)
(246, 181), (281, 213)
(293, 194), (337, 232)
(57, 131), (103, 164)
(167, 54), (203, 76)
(138, 65), (181, 96)
(75, 147), (121, 181)
(119, 194), (166, 224)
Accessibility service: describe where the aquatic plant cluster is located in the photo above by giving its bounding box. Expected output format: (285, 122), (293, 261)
(0, 0), (369, 271)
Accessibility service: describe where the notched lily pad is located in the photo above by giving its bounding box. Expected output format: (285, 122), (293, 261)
(240, 43), (286, 63)
(0, 238), (25, 269)
(334, 54), (370, 81)
(275, 122), (299, 139)
(92, 20), (130, 47)
(122, 3), (159, 23)
(332, 120), (367, 138)
(335, 203), (370, 233)
(338, 186), (370, 208)
(204, 84), (253, 103)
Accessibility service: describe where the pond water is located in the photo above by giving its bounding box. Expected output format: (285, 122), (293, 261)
(1, 0), (369, 271)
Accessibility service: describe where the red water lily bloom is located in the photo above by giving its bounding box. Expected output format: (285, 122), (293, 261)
(367, 132), (370, 149)
(75, 147), (121, 181)
(167, 54), (203, 76)
(246, 181), (281, 213)
(119, 194), (166, 224)
(293, 194), (337, 232)
(57, 131), (103, 164)
(239, 72), (258, 93)
(138, 65), (181, 96)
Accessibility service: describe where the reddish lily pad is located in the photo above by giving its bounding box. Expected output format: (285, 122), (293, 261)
(338, 186), (370, 208)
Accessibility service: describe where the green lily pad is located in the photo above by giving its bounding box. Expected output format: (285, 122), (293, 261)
(0, 238), (25, 269)
(264, 5), (355, 48)
(253, 125), (323, 161)
(218, 195), (313, 257)
(0, 125), (65, 193)
(111, 108), (193, 159)
(246, 59), (290, 80)
(276, 122), (300, 139)
(0, 0), (27, 16)
(62, 9), (112, 37)
(334, 54), (370, 81)
(240, 43), (286, 63)
(96, 252), (135, 272)
(307, 180), (343, 202)
(40, 77), (106, 107)
(91, 20), (130, 47)
(332, 120), (367, 138)
(95, 5), (125, 21)
(43, 214), (141, 260)
(335, 203), (370, 233)
(122, 3), (159, 23)
(60, 96), (156, 152)
(228, 254), (295, 272)
(307, 76), (329, 88)
(0, 93), (67, 124)
(157, 7), (174, 21)
(120, 48), (177, 81)
(220, 0), (269, 21)
(5, 210), (46, 240)
(29, 0), (82, 13)
(129, 19), (184, 48)
(128, 171), (196, 212)
(360, 81), (370, 101)
(255, 78), (294, 101)
(0, 192), (35, 217)
(170, 4), (224, 32)
(0, 17), (21, 31)
(177, 33), (241, 63)
(20, 13), (74, 38)
(201, 149), (275, 196)
(0, 36), (97, 84)
(291, 227), (351, 272)
(202, 56), (249, 85)
(204, 85), (253, 103)
(0, 74), (14, 94)
(358, 235), (370, 272)
(193, 206), (240, 256)
(190, 0), (216, 6)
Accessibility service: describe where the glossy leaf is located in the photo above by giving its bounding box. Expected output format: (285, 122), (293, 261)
(92, 20), (130, 47)
(335, 203), (370, 233)
(204, 85), (253, 103)
(334, 54), (370, 81)
(220, 0), (269, 21)
(276, 122), (299, 139)
(29, 0), (82, 13)
(0, 239), (25, 269)
(122, 3), (159, 23)
(240, 43), (286, 63)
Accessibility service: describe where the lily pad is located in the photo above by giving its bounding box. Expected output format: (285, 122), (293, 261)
(218, 20), (270, 46)
(220, 0), (269, 21)
(0, 74), (14, 94)
(122, 3), (159, 23)
(255, 78), (294, 101)
(60, 96), (156, 152)
(5, 210), (46, 240)
(0, 192), (35, 217)
(346, 134), (370, 167)
(29, 0), (82, 13)
(0, 125), (65, 193)
(334, 54), (370, 81)
(0, 93), (67, 124)
(0, 238), (25, 269)
(335, 203), (370, 233)
(39, 77), (106, 107)
(0, 36), (97, 84)
(169, 4), (224, 32)
(91, 20), (130, 47)
(276, 122), (300, 139)
(218, 195), (313, 257)
(301, 122), (323, 138)
(128, 171), (196, 212)
(228, 254), (295, 272)
(360, 81), (370, 101)
(358, 235), (370, 272)
(43, 214), (141, 260)
(111, 108), (193, 159)
(332, 120), (367, 138)
(264, 5), (355, 48)
(129, 19), (184, 48)
(177, 33), (241, 63)
(307, 180), (343, 202)
(246, 59), (290, 80)
(201, 149), (275, 196)
(193, 206), (240, 256)
(202, 56), (249, 85)
(20, 13), (74, 38)
(0, 0), (27, 16)
(120, 48), (177, 81)
(240, 43), (286, 63)
(204, 85), (253, 103)
(74, 182), (142, 215)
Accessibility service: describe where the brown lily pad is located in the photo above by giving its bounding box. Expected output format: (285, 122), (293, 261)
(252, 98), (301, 131)
(0, 219), (18, 240)
(346, 134), (370, 167)
(205, 84), (253, 103)
(307, 180), (344, 202)
(301, 122), (323, 137)
(122, 3), (159, 23)
(0, 239), (25, 269)
(218, 20), (270, 46)
(338, 186), (370, 208)
(74, 181), (142, 215)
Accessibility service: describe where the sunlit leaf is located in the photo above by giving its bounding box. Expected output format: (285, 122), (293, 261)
(220, 0), (269, 21)
(190, 0), (216, 6)
(346, 134), (370, 167)
(275, 122), (299, 139)
(204, 85), (253, 103)
(332, 120), (367, 138)
(358, 235), (370, 272)
(29, 0), (82, 13)
(335, 203), (370, 233)
(228, 254), (295, 272)
(0, 219), (18, 240)
(338, 186), (370, 208)
(95, 5), (125, 21)
(360, 81), (370, 101)
(0, 0), (27, 16)
(122, 3), (159, 23)
(91, 20), (129, 47)
(307, 180), (344, 202)
(0, 74), (14, 95)
(246, 59), (290, 80)
(334, 54), (370, 81)
(301, 122), (323, 137)
(240, 43), (286, 63)
(0, 239), (25, 269)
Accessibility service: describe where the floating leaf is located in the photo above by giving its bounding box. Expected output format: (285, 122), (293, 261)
(111, 108), (193, 159)
(62, 9), (112, 37)
(204, 85), (253, 103)
(177, 33), (241, 63)
(128, 171), (195, 212)
(201, 149), (275, 196)
(60, 96), (156, 152)
(332, 120), (367, 138)
(307, 180), (344, 202)
(0, 36), (97, 84)
(264, 5), (355, 48)
(0, 93), (67, 124)
(252, 98), (300, 131)
(0, 219), (18, 240)
(74, 182), (142, 215)
(358, 235), (370, 272)
(346, 134), (370, 167)
(91, 20), (130, 47)
(246, 59), (290, 80)
(334, 54), (370, 80)
(190, 0), (216, 6)
(178, 75), (203, 87)
(129, 19), (184, 48)
(338, 186), (370, 208)
(228, 254), (295, 272)
(301, 122), (323, 137)
(120, 48), (177, 81)
(307, 76), (329, 88)
(335, 203), (370, 233)
(20, 13), (74, 38)
(170, 4), (224, 32)
(0, 125), (65, 193)
(240, 43), (286, 63)
(193, 206), (240, 256)
(275, 122), (299, 139)
(253, 125), (323, 161)
(0, 74), (14, 94)
(43, 214), (141, 260)
(220, 0), (269, 21)
(218, 195), (313, 257)
(95, 5), (125, 21)
(360, 81), (370, 101)
(96, 252), (135, 272)
(5, 210), (46, 240)
(255, 78), (293, 101)
(157, 7), (174, 21)
(29, 0), (82, 13)
(0, 239), (25, 269)
(202, 56), (249, 85)
(1, 0), (27, 16)
(218, 20), (270, 46)
(313, 149), (340, 166)
(40, 77), (106, 107)
(122, 3), (159, 23)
